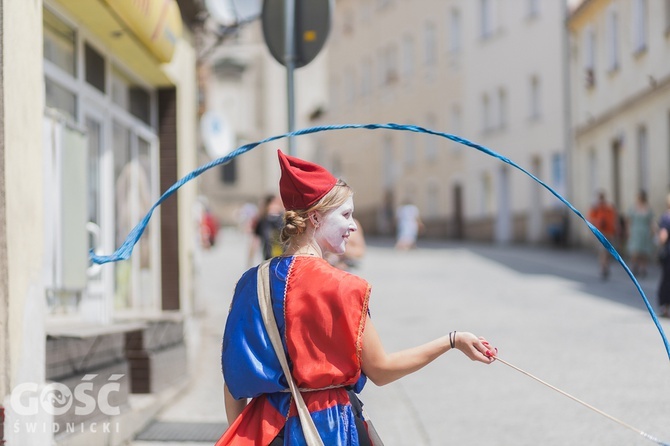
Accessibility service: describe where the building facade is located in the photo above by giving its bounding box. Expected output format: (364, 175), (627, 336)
(1, 1), (201, 444)
(317, 0), (570, 243)
(569, 0), (670, 245)
(198, 18), (330, 227)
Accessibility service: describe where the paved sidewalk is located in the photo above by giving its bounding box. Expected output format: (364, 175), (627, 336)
(134, 229), (670, 446)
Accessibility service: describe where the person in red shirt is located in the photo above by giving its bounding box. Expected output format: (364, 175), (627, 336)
(588, 191), (618, 279)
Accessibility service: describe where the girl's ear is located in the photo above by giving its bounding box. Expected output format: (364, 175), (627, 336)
(308, 211), (321, 228)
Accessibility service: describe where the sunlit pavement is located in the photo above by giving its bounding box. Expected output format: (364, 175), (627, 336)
(135, 227), (670, 446)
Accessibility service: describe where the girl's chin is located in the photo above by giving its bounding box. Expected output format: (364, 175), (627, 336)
(328, 246), (346, 256)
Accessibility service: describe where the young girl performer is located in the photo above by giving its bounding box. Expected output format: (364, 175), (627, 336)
(217, 150), (496, 445)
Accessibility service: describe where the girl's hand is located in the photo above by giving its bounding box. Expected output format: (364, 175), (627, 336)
(455, 332), (497, 364)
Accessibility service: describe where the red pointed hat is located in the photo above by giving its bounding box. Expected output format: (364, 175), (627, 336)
(277, 149), (337, 211)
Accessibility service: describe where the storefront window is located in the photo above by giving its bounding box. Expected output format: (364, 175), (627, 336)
(45, 77), (76, 119)
(85, 116), (103, 282)
(113, 122), (133, 310)
(43, 8), (76, 76)
(85, 43), (106, 93)
(136, 137), (155, 308)
(111, 68), (152, 125)
(43, 5), (161, 316)
(86, 117), (102, 233)
(113, 123), (157, 310)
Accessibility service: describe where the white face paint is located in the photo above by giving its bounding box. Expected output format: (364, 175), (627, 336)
(314, 197), (357, 255)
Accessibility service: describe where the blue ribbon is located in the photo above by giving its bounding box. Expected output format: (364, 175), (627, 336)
(90, 122), (670, 360)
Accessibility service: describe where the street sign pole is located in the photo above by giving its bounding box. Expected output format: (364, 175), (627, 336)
(284, 0), (296, 155)
(262, 0), (332, 156)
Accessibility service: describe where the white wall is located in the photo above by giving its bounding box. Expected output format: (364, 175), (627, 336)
(2, 0), (51, 443)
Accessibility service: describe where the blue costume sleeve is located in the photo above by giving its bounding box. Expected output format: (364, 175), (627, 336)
(221, 266), (287, 399)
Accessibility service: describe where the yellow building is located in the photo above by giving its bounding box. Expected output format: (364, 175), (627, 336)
(568, 0), (670, 245)
(1, 1), (201, 444)
(318, 0), (570, 243)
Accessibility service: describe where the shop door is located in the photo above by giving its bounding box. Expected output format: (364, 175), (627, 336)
(82, 106), (113, 323)
(112, 119), (160, 312)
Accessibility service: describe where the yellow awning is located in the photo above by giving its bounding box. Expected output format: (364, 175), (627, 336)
(102, 0), (183, 64)
(53, 0), (184, 86)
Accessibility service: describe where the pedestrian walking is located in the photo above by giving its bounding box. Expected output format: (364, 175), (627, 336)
(394, 200), (423, 250)
(657, 194), (670, 318)
(247, 194), (284, 266)
(626, 190), (655, 277)
(588, 191), (618, 279)
(217, 150), (496, 445)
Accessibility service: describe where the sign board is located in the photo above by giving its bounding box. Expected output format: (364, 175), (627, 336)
(261, 0), (332, 68)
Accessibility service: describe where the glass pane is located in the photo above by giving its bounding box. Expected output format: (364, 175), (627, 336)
(221, 158), (237, 184)
(45, 77), (76, 119)
(111, 67), (151, 125)
(85, 43), (106, 92)
(85, 117), (102, 225)
(137, 137), (154, 308)
(130, 87), (150, 124)
(86, 117), (102, 278)
(113, 122), (132, 310)
(43, 8), (76, 76)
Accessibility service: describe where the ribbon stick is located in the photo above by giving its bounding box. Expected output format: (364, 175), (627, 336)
(494, 356), (669, 446)
(89, 123), (670, 360)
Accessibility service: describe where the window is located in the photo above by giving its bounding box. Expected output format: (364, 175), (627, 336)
(424, 22), (436, 67)
(404, 127), (415, 166)
(632, 0), (647, 53)
(386, 45), (398, 84)
(43, 4), (160, 315)
(43, 8), (76, 76)
(402, 36), (414, 80)
(377, 51), (386, 87)
(588, 149), (598, 201)
(450, 105), (462, 152)
(85, 43), (106, 93)
(498, 88), (507, 129)
(584, 26), (596, 88)
(221, 158), (237, 184)
(344, 68), (356, 105)
(361, 0), (372, 22)
(480, 172), (493, 215)
(330, 78), (340, 110)
(529, 76), (541, 119)
(86, 117), (102, 230)
(45, 77), (77, 119)
(528, 0), (540, 17)
(343, 10), (354, 35)
(111, 68), (151, 125)
(482, 93), (491, 131)
(426, 181), (439, 218)
(665, 0), (670, 33)
(361, 59), (372, 97)
(425, 114), (437, 161)
(637, 126), (649, 192)
(383, 136), (395, 188)
(480, 0), (493, 39)
(449, 9), (462, 53)
(607, 7), (620, 71)
(551, 153), (565, 195)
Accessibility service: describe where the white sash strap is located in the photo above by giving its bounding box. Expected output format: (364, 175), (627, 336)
(257, 260), (325, 446)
